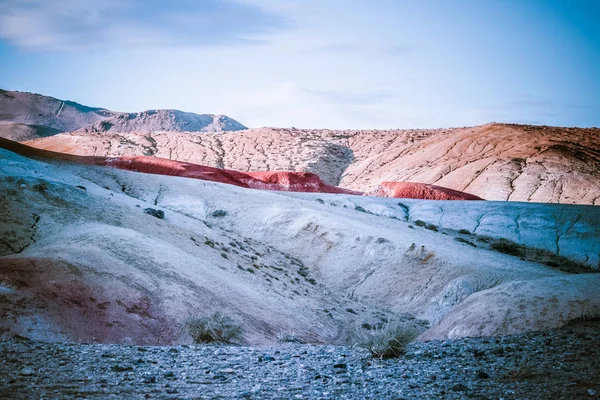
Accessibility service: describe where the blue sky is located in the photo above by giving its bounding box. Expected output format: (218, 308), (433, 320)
(0, 0), (599, 129)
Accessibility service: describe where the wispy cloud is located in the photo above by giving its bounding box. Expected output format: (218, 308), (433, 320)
(310, 43), (415, 57)
(0, 0), (286, 51)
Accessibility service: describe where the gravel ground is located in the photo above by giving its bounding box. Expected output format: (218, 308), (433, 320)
(1, 322), (599, 400)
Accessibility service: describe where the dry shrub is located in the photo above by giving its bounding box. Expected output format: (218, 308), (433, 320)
(354, 323), (420, 359)
(187, 312), (243, 344)
(276, 331), (301, 343)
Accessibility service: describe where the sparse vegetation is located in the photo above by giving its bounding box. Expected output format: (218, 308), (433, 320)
(490, 239), (523, 256)
(276, 331), (301, 343)
(210, 210), (227, 217)
(502, 356), (538, 380)
(143, 208), (164, 219)
(355, 323), (420, 359)
(484, 237), (592, 273)
(355, 206), (367, 213)
(32, 182), (48, 192)
(455, 237), (476, 247)
(458, 229), (471, 235)
(477, 235), (494, 243)
(424, 223), (438, 232)
(414, 220), (426, 227)
(186, 312), (243, 344)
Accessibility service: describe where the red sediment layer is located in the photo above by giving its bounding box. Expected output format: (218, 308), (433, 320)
(366, 182), (484, 200)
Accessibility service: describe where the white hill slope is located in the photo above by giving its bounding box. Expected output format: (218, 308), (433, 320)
(1, 147), (599, 345)
(76, 109), (246, 133)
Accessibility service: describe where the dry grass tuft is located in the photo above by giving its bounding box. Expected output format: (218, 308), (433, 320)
(187, 312), (243, 344)
(354, 323), (420, 359)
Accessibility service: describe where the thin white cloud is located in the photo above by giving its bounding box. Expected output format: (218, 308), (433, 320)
(310, 42), (415, 57)
(0, 0), (286, 50)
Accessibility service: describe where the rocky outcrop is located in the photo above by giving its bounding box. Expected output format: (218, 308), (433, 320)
(366, 182), (483, 200)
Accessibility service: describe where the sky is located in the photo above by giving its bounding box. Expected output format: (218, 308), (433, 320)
(0, 0), (599, 129)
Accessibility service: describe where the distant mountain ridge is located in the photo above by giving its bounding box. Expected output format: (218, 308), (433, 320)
(0, 89), (116, 133)
(0, 89), (246, 139)
(77, 109), (246, 133)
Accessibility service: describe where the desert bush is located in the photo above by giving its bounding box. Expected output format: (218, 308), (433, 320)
(424, 223), (438, 232)
(414, 220), (427, 227)
(187, 312), (243, 344)
(455, 237), (476, 247)
(276, 331), (301, 343)
(502, 356), (538, 380)
(144, 208), (164, 219)
(32, 182), (48, 192)
(354, 323), (420, 359)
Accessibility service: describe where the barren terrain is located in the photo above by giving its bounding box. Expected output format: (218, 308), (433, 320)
(27, 123), (600, 204)
(2, 321), (599, 399)
(1, 140), (599, 347)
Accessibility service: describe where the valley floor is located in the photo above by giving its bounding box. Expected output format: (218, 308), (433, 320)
(2, 322), (599, 400)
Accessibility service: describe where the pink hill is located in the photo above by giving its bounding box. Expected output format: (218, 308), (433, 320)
(366, 182), (484, 200)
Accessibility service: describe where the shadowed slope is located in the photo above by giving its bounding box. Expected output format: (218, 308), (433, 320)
(0, 89), (116, 132)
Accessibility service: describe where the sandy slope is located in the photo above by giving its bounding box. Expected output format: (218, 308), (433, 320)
(26, 123), (600, 205)
(1, 144), (599, 345)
